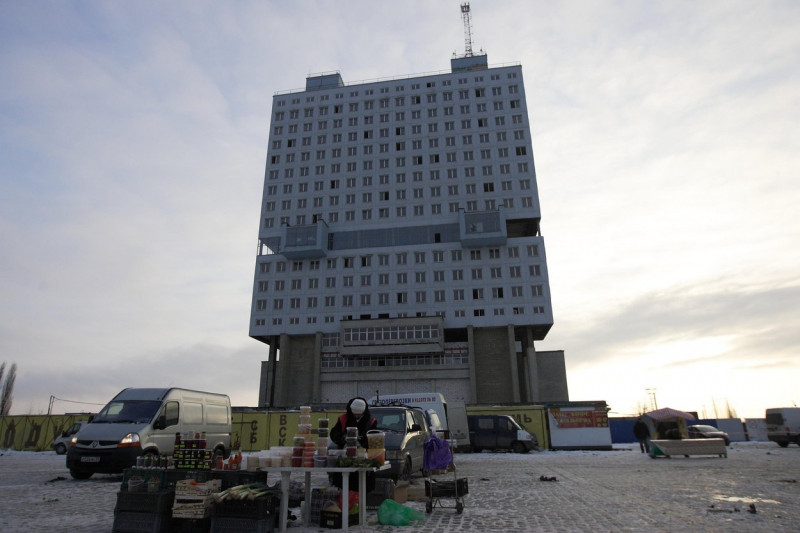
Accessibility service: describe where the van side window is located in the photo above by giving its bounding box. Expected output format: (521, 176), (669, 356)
(163, 401), (179, 427)
(184, 402), (203, 424)
(477, 418), (493, 431)
(206, 404), (229, 425)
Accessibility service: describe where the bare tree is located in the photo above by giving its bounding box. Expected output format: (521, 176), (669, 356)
(0, 362), (17, 415)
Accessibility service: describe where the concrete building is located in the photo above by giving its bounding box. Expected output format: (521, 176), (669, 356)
(249, 46), (565, 407)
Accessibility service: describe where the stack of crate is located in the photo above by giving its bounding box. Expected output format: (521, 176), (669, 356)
(171, 478), (221, 531)
(112, 470), (175, 533)
(210, 489), (280, 533)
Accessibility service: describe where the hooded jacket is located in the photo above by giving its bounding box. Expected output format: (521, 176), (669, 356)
(330, 396), (377, 449)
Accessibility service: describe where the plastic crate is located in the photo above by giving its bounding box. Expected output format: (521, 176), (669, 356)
(122, 469), (168, 492)
(212, 492), (279, 519)
(309, 488), (340, 526)
(425, 477), (469, 498)
(112, 510), (171, 533)
(366, 478), (395, 510)
(172, 517), (211, 533)
(115, 490), (175, 513)
(320, 509), (358, 529)
(211, 515), (275, 533)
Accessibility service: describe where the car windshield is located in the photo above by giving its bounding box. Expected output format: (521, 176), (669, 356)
(373, 410), (406, 432)
(93, 400), (162, 424)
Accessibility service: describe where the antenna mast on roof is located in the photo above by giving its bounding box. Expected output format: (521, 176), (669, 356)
(461, 2), (474, 57)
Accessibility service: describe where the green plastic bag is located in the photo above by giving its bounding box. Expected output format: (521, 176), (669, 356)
(377, 498), (425, 526)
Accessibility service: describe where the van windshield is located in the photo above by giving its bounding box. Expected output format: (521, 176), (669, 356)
(93, 400), (162, 424)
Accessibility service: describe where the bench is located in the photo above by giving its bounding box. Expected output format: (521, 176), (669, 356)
(649, 438), (727, 458)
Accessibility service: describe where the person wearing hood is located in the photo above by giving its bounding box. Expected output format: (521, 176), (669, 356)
(329, 397), (378, 492)
(330, 397), (377, 449)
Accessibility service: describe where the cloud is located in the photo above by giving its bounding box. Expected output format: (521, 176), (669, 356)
(1, 1), (798, 419)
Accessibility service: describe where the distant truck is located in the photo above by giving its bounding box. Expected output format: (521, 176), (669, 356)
(67, 387), (232, 479)
(467, 414), (538, 453)
(765, 408), (800, 447)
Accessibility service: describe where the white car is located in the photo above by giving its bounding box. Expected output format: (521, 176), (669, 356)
(52, 421), (87, 455)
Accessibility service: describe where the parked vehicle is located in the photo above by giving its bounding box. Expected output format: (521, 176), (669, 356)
(370, 405), (431, 481)
(765, 407), (800, 447)
(369, 392), (449, 438)
(66, 387), (231, 479)
(687, 424), (730, 445)
(467, 414), (538, 453)
(52, 421), (88, 455)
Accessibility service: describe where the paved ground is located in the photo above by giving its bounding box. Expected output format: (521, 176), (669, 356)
(1, 442), (798, 532)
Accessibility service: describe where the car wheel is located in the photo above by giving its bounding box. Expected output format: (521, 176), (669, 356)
(778, 441), (789, 448)
(55, 443), (67, 455)
(511, 441), (528, 454)
(70, 470), (93, 480)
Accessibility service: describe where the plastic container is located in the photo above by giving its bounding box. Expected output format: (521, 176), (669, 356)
(317, 418), (329, 429)
(346, 427), (358, 438)
(367, 448), (386, 464)
(299, 406), (311, 415)
(367, 430), (385, 450)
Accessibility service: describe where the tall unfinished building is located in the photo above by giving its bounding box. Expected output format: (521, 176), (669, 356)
(250, 7), (565, 407)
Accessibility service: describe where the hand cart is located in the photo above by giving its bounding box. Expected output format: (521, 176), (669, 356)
(423, 435), (467, 514)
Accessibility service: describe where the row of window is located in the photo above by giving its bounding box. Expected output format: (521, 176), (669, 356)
(257, 268), (545, 293)
(254, 284), (546, 312)
(259, 245), (540, 272)
(253, 304), (548, 327)
(342, 325), (440, 343)
(274, 96), (523, 122)
(277, 69), (520, 109)
(267, 177), (532, 198)
(320, 353), (470, 369)
(268, 117), (528, 156)
(269, 141), (528, 164)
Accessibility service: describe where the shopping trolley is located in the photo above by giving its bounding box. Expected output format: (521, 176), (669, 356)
(423, 434), (467, 514)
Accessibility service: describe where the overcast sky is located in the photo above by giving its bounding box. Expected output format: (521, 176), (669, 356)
(1, 1), (797, 420)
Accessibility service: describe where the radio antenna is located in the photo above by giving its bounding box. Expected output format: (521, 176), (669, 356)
(461, 3), (474, 57)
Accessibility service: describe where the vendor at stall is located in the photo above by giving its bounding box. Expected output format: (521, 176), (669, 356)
(329, 397), (377, 491)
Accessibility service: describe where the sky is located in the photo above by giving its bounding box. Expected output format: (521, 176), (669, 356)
(1, 1), (798, 420)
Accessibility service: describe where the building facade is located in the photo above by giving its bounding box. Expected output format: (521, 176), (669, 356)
(250, 52), (564, 408)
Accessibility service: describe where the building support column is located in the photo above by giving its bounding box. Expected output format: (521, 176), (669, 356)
(272, 333), (289, 407)
(467, 326), (477, 403)
(312, 332), (322, 404)
(507, 324), (521, 402)
(525, 328), (540, 403)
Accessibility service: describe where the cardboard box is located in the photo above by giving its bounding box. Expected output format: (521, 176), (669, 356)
(393, 481), (409, 504)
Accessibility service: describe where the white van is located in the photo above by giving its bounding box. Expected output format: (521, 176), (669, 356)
(368, 392), (449, 437)
(765, 407), (800, 447)
(66, 388), (231, 479)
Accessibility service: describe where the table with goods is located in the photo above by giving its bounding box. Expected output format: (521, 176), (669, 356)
(111, 409), (390, 533)
(260, 406), (390, 533)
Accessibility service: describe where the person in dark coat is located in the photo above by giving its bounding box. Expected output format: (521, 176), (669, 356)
(633, 418), (651, 453)
(329, 397), (378, 492)
(330, 397), (377, 449)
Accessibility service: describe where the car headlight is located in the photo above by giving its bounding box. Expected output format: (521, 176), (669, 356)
(385, 450), (401, 460)
(118, 433), (141, 448)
